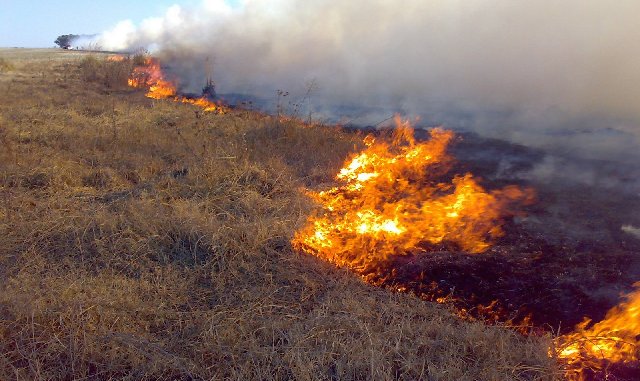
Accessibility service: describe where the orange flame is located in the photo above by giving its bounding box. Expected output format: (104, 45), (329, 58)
(128, 57), (225, 113)
(106, 55), (126, 62)
(292, 116), (532, 273)
(554, 283), (640, 380)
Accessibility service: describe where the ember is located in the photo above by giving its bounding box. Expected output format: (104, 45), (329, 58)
(128, 57), (225, 113)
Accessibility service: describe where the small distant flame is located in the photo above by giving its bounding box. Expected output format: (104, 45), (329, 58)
(106, 55), (126, 62)
(554, 283), (640, 380)
(128, 57), (225, 113)
(292, 116), (533, 273)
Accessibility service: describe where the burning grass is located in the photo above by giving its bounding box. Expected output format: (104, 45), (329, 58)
(293, 115), (640, 379)
(292, 117), (534, 273)
(128, 56), (226, 113)
(0, 50), (558, 380)
(554, 284), (640, 380)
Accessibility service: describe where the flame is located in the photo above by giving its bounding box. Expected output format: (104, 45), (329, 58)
(291, 115), (640, 379)
(106, 55), (126, 62)
(128, 57), (164, 89)
(128, 57), (225, 113)
(554, 283), (640, 380)
(292, 116), (532, 273)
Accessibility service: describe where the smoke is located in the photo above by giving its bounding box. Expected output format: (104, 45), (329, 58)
(622, 225), (640, 240)
(95, 0), (640, 168)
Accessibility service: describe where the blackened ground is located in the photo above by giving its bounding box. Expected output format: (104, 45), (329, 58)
(438, 132), (638, 327)
(359, 129), (640, 379)
(368, 226), (635, 332)
(587, 362), (640, 381)
(339, 125), (640, 377)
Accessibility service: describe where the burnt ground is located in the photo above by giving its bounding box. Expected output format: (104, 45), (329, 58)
(369, 227), (636, 332)
(354, 129), (640, 379)
(402, 131), (640, 330)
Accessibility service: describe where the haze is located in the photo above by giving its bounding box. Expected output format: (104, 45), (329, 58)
(94, 0), (640, 165)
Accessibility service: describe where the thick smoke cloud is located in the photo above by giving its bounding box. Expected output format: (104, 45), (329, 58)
(96, 0), (640, 169)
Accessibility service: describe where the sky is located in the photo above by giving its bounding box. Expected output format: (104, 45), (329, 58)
(0, 0), (210, 47)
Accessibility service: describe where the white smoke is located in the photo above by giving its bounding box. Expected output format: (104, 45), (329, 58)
(96, 0), (640, 163)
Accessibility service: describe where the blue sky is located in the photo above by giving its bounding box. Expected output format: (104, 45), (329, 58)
(0, 0), (219, 47)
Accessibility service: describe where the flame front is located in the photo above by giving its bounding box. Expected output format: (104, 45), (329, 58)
(554, 283), (640, 380)
(292, 117), (640, 378)
(292, 117), (531, 273)
(128, 57), (225, 113)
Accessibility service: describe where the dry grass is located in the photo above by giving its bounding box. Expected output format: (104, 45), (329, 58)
(0, 57), (14, 73)
(0, 49), (559, 380)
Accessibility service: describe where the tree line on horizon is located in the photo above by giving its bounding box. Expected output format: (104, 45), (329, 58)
(54, 34), (98, 50)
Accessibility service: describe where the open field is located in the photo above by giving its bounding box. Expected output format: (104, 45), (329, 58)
(0, 49), (558, 380)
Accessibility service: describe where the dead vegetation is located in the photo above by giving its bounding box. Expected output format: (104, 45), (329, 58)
(0, 57), (14, 73)
(0, 49), (559, 380)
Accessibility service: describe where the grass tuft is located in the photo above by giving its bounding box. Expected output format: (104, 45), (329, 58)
(0, 57), (14, 72)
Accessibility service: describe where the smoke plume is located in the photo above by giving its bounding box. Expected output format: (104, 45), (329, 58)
(96, 0), (640, 169)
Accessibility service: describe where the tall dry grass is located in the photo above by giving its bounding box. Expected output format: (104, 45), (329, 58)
(0, 50), (559, 380)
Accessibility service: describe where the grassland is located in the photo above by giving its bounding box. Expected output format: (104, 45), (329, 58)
(0, 48), (558, 380)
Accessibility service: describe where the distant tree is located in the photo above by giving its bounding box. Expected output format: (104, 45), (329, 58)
(54, 34), (79, 49)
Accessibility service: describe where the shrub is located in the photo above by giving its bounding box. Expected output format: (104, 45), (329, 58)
(132, 52), (149, 67)
(79, 55), (101, 82)
(78, 55), (132, 89)
(103, 60), (133, 89)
